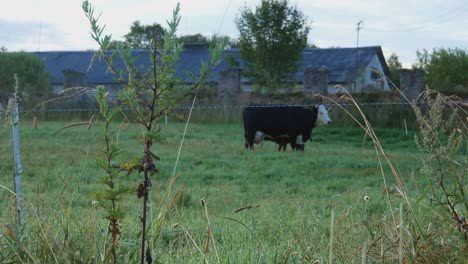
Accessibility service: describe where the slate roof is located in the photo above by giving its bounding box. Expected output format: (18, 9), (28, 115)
(33, 46), (388, 85)
(298, 46), (390, 83)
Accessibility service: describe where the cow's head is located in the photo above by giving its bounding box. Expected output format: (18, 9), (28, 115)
(254, 131), (264, 144)
(316, 104), (332, 125)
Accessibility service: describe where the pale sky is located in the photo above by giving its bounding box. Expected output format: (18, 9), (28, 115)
(1, 0), (467, 67)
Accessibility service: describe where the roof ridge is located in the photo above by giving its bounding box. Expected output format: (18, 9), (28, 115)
(33, 46), (382, 54)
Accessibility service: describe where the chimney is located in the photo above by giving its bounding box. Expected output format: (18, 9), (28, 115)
(303, 65), (328, 95)
(400, 69), (424, 101)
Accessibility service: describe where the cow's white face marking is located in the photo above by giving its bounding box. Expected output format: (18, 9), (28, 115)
(316, 104), (332, 125)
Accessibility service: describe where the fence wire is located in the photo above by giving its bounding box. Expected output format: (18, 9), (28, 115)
(19, 101), (467, 113)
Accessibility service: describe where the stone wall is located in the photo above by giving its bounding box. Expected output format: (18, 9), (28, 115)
(400, 69), (424, 101)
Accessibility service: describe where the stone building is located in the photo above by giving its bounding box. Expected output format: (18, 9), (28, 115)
(33, 45), (391, 102)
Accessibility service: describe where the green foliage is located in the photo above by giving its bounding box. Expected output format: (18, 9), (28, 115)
(3, 119), (467, 262)
(414, 48), (468, 96)
(114, 22), (239, 50)
(177, 34), (239, 48)
(235, 0), (310, 91)
(413, 92), (467, 223)
(211, 34), (240, 48)
(387, 52), (402, 87)
(177, 33), (209, 44)
(0, 50), (51, 104)
(123, 20), (166, 49)
(94, 85), (131, 262)
(83, 0), (227, 262)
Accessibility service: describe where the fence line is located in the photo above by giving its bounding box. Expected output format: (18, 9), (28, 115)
(19, 101), (467, 113)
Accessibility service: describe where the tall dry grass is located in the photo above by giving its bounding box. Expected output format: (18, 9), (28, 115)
(321, 79), (467, 263)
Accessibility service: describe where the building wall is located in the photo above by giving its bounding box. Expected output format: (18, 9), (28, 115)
(50, 54), (392, 100)
(327, 83), (351, 94)
(360, 55), (390, 92)
(325, 55), (390, 94)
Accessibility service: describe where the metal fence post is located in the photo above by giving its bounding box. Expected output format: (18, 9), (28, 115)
(11, 97), (24, 226)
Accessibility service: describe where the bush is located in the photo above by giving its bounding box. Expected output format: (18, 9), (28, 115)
(414, 48), (468, 96)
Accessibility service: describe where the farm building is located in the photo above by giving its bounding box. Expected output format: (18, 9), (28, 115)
(33, 45), (392, 100)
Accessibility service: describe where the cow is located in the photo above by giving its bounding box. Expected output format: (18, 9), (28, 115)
(243, 104), (332, 151)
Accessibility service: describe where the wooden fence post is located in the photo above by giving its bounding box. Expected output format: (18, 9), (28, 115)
(11, 97), (24, 226)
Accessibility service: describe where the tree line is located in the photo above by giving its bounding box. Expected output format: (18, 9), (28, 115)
(1, 0), (467, 106)
(386, 49), (468, 97)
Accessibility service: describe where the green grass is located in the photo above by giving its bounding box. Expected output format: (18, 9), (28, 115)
(0, 119), (465, 263)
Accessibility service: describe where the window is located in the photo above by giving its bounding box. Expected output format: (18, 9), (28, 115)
(370, 68), (380, 81)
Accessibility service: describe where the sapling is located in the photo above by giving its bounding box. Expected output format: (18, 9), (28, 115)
(82, 1), (227, 262)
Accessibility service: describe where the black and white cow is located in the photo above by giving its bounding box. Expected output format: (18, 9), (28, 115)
(243, 105), (332, 151)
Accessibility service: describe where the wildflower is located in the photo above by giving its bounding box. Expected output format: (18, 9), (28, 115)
(364, 195), (370, 202)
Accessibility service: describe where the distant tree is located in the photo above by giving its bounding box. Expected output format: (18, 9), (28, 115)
(108, 40), (127, 50)
(413, 48), (468, 95)
(123, 20), (166, 49)
(209, 34), (240, 48)
(117, 22), (240, 50)
(387, 52), (402, 87)
(177, 33), (209, 44)
(177, 34), (240, 48)
(0, 50), (51, 105)
(235, 0), (310, 90)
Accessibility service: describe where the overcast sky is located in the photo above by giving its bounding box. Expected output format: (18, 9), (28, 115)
(1, 0), (467, 67)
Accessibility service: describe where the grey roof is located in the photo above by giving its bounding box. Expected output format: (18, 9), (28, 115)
(33, 46), (388, 85)
(298, 46), (390, 83)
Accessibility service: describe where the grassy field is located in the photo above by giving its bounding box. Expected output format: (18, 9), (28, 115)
(0, 118), (466, 263)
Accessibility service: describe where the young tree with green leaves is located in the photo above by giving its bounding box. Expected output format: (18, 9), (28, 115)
(235, 0), (310, 91)
(413, 48), (468, 96)
(83, 1), (226, 263)
(0, 50), (51, 105)
(387, 52), (402, 87)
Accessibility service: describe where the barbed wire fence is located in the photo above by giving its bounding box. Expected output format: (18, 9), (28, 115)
(19, 101), (451, 113)
(16, 100), (467, 131)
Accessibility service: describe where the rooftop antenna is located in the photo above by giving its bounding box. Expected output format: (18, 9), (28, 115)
(354, 20), (363, 92)
(37, 23), (42, 52)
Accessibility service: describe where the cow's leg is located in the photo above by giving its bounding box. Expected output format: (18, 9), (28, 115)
(295, 135), (305, 151)
(245, 131), (255, 149)
(293, 143), (305, 151)
(288, 132), (298, 151)
(280, 144), (287, 151)
(244, 132), (250, 149)
(277, 144), (286, 151)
